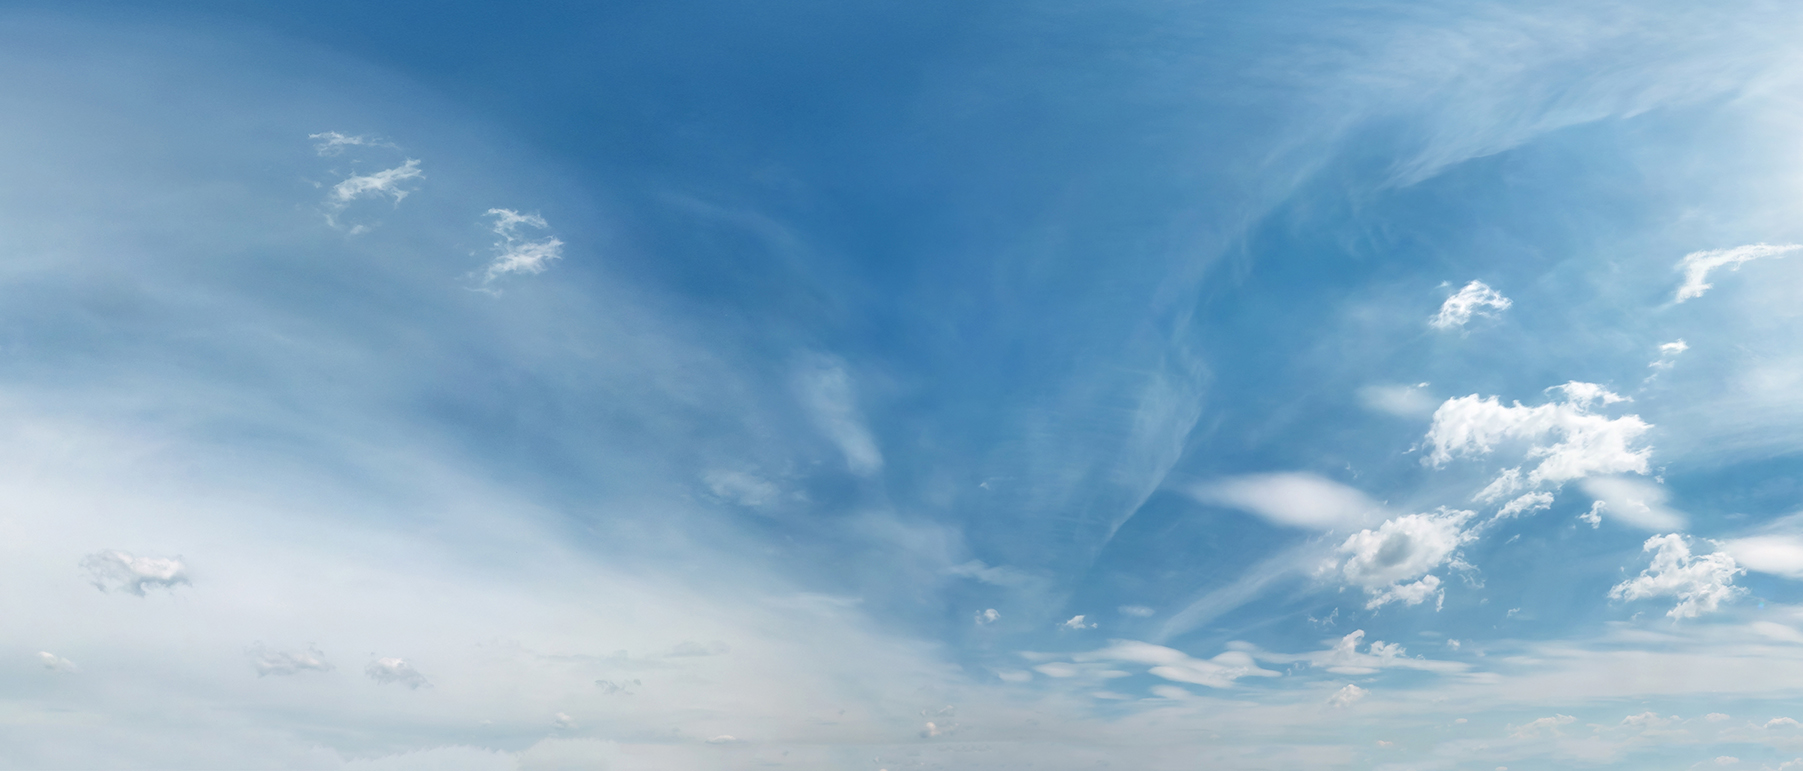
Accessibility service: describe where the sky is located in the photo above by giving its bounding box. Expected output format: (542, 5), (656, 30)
(8, 1), (1803, 769)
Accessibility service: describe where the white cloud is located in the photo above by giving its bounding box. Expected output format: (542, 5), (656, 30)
(308, 131), (387, 156)
(1650, 339), (1690, 371)
(974, 608), (1000, 625)
(794, 358), (883, 477)
(1331, 508), (1473, 608)
(1496, 491), (1553, 520)
(1074, 640), (1279, 689)
(1294, 630), (1466, 675)
(252, 646), (332, 677)
(1189, 472), (1384, 530)
(1768, 717), (1801, 729)
(1706, 713), (1732, 722)
(552, 712), (576, 730)
(38, 651), (77, 673)
(1118, 605), (1155, 617)
(995, 670), (1032, 682)
(1609, 534), (1746, 619)
(1327, 683), (1368, 707)
(947, 560), (1032, 587)
(1510, 713), (1576, 739)
(366, 657), (431, 689)
(1358, 383), (1437, 417)
(1580, 501), (1605, 529)
(702, 470), (781, 507)
(1579, 477), (1687, 531)
(1060, 615), (1097, 630)
(1722, 535), (1803, 579)
(1675, 243), (1803, 302)
(1426, 383), (1651, 495)
(1430, 280), (1512, 329)
(482, 208), (565, 281)
(1712, 757), (1739, 766)
(327, 159), (423, 208)
(704, 734), (742, 745)
(81, 550), (190, 595)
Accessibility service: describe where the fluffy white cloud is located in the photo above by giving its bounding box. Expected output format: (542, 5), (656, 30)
(1510, 713), (1576, 739)
(37, 651), (77, 673)
(1327, 683), (1368, 707)
(1722, 535), (1803, 579)
(1425, 383), (1650, 496)
(1609, 534), (1746, 619)
(974, 608), (1000, 625)
(1189, 472), (1384, 530)
(1650, 339), (1689, 371)
(1579, 477), (1687, 531)
(252, 646), (332, 676)
(1430, 280), (1512, 329)
(1675, 243), (1802, 302)
(366, 657), (431, 689)
(482, 208), (565, 281)
(1060, 615), (1097, 630)
(1331, 508), (1473, 608)
(1768, 717), (1801, 729)
(1292, 630), (1466, 675)
(81, 550), (189, 596)
(1496, 491), (1553, 520)
(1073, 640), (1279, 689)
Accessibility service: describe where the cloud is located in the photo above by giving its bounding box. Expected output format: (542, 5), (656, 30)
(1675, 243), (1803, 302)
(974, 608), (1000, 625)
(1707, 713), (1732, 722)
(552, 712), (577, 730)
(1118, 605), (1155, 617)
(80, 550), (190, 595)
(1289, 630), (1466, 675)
(38, 651), (77, 673)
(947, 560), (1033, 587)
(793, 358), (883, 477)
(1579, 477), (1687, 531)
(482, 208), (565, 281)
(1496, 491), (1554, 520)
(327, 159), (423, 209)
(1609, 534), (1746, 619)
(1430, 280), (1512, 329)
(665, 640), (730, 657)
(308, 131), (388, 156)
(1722, 535), (1803, 579)
(1510, 713), (1576, 739)
(1769, 717), (1801, 729)
(593, 678), (639, 694)
(702, 470), (781, 507)
(1330, 508), (1474, 608)
(1188, 472), (1384, 530)
(1580, 501), (1605, 528)
(1327, 683), (1368, 707)
(1358, 383), (1438, 417)
(365, 657), (431, 689)
(1650, 339), (1689, 371)
(1425, 383), (1651, 496)
(1060, 615), (1097, 630)
(251, 646), (332, 677)
(704, 734), (742, 745)
(1072, 640), (1279, 689)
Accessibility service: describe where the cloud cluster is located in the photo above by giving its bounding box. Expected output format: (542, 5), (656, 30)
(365, 657), (431, 689)
(1675, 243), (1802, 302)
(1610, 534), (1745, 619)
(1430, 280), (1512, 329)
(81, 550), (190, 596)
(482, 208), (564, 281)
(1426, 383), (1651, 505)
(1330, 508), (1474, 609)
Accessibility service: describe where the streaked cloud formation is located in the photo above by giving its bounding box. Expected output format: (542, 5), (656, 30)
(1675, 243), (1802, 302)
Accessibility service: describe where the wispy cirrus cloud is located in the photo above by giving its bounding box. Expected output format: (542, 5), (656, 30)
(481, 208), (564, 281)
(1675, 244), (1802, 302)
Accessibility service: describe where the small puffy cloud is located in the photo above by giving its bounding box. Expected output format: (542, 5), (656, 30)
(1609, 534), (1745, 619)
(793, 357), (883, 477)
(1331, 508), (1474, 608)
(974, 608), (1000, 625)
(1060, 615), (1097, 630)
(1580, 501), (1605, 529)
(1650, 340), (1689, 371)
(1431, 280), (1512, 329)
(1510, 713), (1576, 739)
(1118, 605), (1155, 617)
(553, 713), (577, 730)
(483, 208), (565, 281)
(1188, 472), (1384, 530)
(1768, 717), (1801, 729)
(38, 652), (77, 673)
(1579, 477), (1687, 531)
(1496, 491), (1553, 520)
(365, 657), (430, 689)
(1721, 535), (1803, 579)
(1074, 640), (1279, 689)
(919, 722), (946, 738)
(702, 470), (781, 507)
(1426, 383), (1650, 496)
(1358, 383), (1437, 417)
(308, 131), (388, 156)
(1675, 243), (1802, 302)
(252, 645), (332, 676)
(1327, 683), (1368, 707)
(81, 550), (190, 595)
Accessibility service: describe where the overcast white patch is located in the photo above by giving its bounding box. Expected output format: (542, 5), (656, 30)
(1430, 280), (1512, 329)
(1579, 477), (1687, 531)
(483, 208), (565, 281)
(1610, 534), (1745, 619)
(1675, 243), (1802, 302)
(38, 651), (78, 673)
(81, 550), (190, 596)
(1189, 472), (1385, 530)
(365, 657), (431, 689)
(252, 645), (332, 677)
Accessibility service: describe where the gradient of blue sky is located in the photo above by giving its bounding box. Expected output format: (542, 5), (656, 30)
(8, 2), (1803, 769)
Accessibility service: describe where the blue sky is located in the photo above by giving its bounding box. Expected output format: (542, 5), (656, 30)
(9, 1), (1803, 769)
